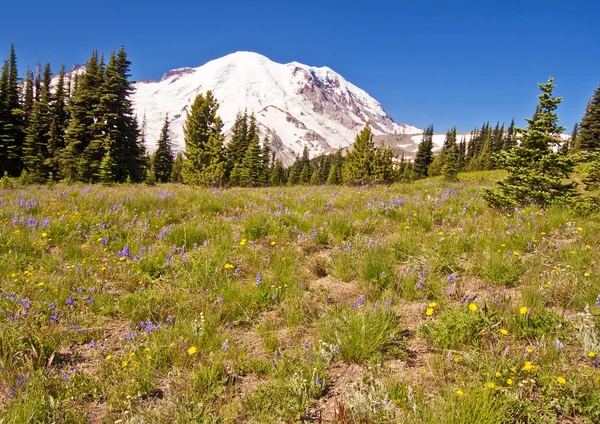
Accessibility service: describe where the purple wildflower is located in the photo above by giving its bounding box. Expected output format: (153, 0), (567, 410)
(556, 339), (565, 351)
(255, 272), (262, 286)
(221, 340), (229, 352)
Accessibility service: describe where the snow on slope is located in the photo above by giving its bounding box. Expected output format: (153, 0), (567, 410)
(132, 52), (421, 164)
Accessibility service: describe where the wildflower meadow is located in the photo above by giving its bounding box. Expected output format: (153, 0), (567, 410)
(1, 170), (600, 423)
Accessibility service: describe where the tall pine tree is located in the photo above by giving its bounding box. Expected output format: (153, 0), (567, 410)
(413, 124), (434, 179)
(483, 77), (577, 208)
(342, 123), (375, 185)
(577, 84), (600, 153)
(152, 114), (174, 182)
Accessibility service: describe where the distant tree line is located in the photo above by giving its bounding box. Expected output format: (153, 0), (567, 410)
(1, 44), (600, 195)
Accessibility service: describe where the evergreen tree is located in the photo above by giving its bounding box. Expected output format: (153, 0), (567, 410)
(327, 149), (343, 185)
(23, 69), (34, 123)
(441, 127), (460, 181)
(97, 146), (116, 184)
(483, 77), (577, 208)
(1, 45), (24, 176)
(23, 62), (53, 182)
(239, 131), (261, 187)
(502, 118), (516, 151)
(152, 114), (174, 183)
(258, 135), (271, 186)
(225, 111), (249, 184)
(47, 65), (68, 179)
(372, 146), (396, 184)
(577, 84), (600, 152)
(562, 121), (579, 154)
(413, 124), (434, 179)
(95, 46), (143, 182)
(171, 152), (184, 183)
(269, 158), (286, 186)
(299, 146), (312, 185)
(61, 50), (103, 181)
(342, 123), (375, 185)
(182, 90), (225, 185)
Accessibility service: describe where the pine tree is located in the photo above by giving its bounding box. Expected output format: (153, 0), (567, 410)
(258, 135), (271, 186)
(47, 65), (68, 179)
(327, 150), (343, 185)
(342, 123), (375, 185)
(441, 127), (460, 181)
(171, 152), (184, 183)
(413, 124), (434, 179)
(299, 146), (312, 185)
(577, 84), (600, 153)
(152, 114), (174, 183)
(562, 121), (579, 154)
(225, 111), (249, 184)
(483, 77), (577, 208)
(372, 146), (396, 184)
(97, 146), (116, 185)
(502, 118), (516, 151)
(269, 159), (286, 186)
(23, 69), (34, 123)
(62, 50), (103, 181)
(1, 45), (25, 176)
(95, 46), (143, 183)
(182, 90), (225, 185)
(23, 62), (53, 182)
(239, 131), (261, 187)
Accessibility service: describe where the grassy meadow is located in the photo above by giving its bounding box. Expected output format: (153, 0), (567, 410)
(1, 171), (600, 423)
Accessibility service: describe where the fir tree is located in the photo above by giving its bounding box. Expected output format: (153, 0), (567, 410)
(372, 146), (396, 184)
(23, 62), (53, 182)
(269, 159), (286, 186)
(413, 124), (434, 179)
(62, 50), (103, 181)
(95, 46), (143, 182)
(327, 150), (343, 185)
(503, 118), (516, 151)
(299, 146), (312, 185)
(182, 90), (225, 185)
(23, 69), (34, 123)
(225, 111), (249, 184)
(577, 84), (600, 152)
(171, 152), (184, 183)
(152, 114), (174, 183)
(1, 45), (24, 176)
(258, 135), (271, 186)
(47, 65), (68, 179)
(483, 77), (577, 208)
(441, 127), (460, 181)
(342, 123), (375, 185)
(239, 132), (261, 187)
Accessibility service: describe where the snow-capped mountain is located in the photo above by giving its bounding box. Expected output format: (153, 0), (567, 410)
(132, 52), (421, 164)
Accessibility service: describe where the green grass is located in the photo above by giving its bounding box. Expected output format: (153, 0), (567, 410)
(1, 171), (600, 422)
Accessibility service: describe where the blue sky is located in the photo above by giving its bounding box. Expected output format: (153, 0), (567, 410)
(1, 0), (598, 132)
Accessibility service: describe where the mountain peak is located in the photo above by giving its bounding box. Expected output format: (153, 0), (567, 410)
(133, 52), (421, 164)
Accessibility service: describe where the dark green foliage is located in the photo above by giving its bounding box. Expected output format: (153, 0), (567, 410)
(342, 123), (375, 185)
(182, 90), (226, 186)
(239, 131), (261, 187)
(372, 146), (395, 184)
(483, 77), (578, 208)
(0, 45), (24, 176)
(413, 124), (434, 179)
(171, 152), (184, 183)
(503, 118), (516, 151)
(61, 50), (103, 181)
(23, 62), (53, 182)
(326, 150), (343, 185)
(299, 147), (312, 185)
(47, 65), (68, 179)
(583, 154), (600, 190)
(269, 158), (286, 186)
(152, 114), (174, 183)
(577, 84), (600, 152)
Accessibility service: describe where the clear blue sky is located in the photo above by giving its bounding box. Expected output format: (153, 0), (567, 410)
(1, 0), (598, 133)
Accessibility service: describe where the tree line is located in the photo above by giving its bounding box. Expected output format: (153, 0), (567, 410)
(1, 44), (600, 196)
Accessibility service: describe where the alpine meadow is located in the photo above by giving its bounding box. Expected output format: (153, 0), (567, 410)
(2, 25), (600, 424)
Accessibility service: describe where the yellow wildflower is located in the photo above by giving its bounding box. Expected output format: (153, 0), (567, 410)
(122, 361), (128, 367)
(487, 382), (495, 389)
(105, 355), (112, 360)
(507, 378), (513, 385)
(426, 308), (434, 316)
(588, 351), (596, 358)
(188, 346), (197, 355)
(428, 302), (437, 308)
(240, 239), (246, 246)
(522, 361), (534, 372)
(456, 390), (464, 396)
(270, 241), (276, 246)
(577, 227), (583, 232)
(500, 329), (508, 335)
(520, 306), (528, 315)
(495, 371), (501, 377)
(468, 303), (478, 312)
(556, 376), (566, 384)
(224, 263), (234, 269)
